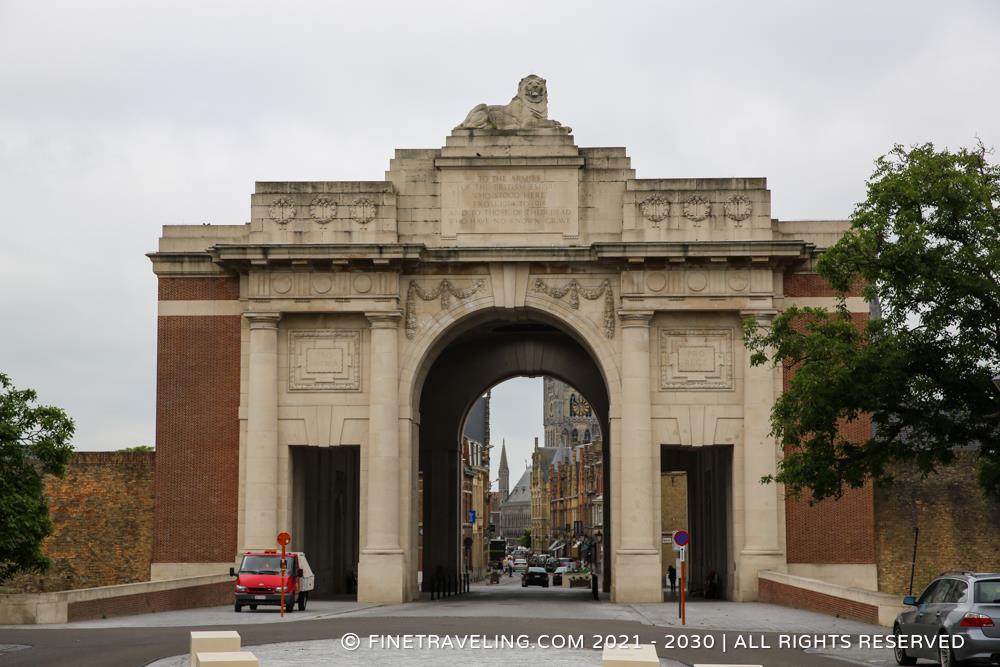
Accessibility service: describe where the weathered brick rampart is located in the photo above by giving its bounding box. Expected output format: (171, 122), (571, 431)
(1, 452), (155, 593)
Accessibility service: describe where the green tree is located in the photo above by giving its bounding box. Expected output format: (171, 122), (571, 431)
(122, 445), (153, 452)
(744, 143), (1000, 501)
(0, 373), (75, 581)
(519, 529), (531, 548)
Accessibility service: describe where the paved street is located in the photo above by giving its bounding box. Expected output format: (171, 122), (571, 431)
(0, 576), (913, 666)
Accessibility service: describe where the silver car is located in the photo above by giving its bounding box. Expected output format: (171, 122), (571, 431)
(893, 571), (1000, 666)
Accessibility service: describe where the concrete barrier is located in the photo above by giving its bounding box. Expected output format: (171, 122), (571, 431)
(191, 631), (241, 666)
(602, 644), (659, 666)
(195, 652), (259, 666)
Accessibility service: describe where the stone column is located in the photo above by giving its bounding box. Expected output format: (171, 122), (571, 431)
(613, 310), (661, 602)
(357, 311), (407, 603)
(243, 312), (280, 550)
(738, 310), (786, 599)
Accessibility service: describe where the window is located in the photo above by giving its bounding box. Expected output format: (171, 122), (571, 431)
(571, 430), (579, 444)
(917, 580), (941, 604)
(584, 429), (591, 443)
(975, 580), (1000, 603)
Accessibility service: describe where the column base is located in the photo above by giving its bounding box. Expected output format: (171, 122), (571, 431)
(735, 549), (786, 601)
(358, 550), (409, 603)
(611, 550), (662, 603)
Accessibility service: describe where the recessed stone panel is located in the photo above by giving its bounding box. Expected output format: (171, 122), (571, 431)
(659, 328), (734, 391)
(289, 330), (361, 391)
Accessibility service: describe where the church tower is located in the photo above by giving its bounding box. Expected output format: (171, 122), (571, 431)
(498, 439), (510, 500)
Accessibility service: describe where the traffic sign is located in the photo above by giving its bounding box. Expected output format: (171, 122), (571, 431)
(277, 531), (291, 547)
(673, 529), (690, 547)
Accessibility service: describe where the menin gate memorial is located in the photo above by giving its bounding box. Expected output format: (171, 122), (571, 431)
(150, 75), (874, 603)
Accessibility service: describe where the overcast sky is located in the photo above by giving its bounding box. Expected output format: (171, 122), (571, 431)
(1, 1), (997, 469)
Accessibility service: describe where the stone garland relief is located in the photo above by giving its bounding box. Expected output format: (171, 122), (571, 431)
(309, 197), (337, 224)
(351, 199), (378, 225)
(682, 195), (711, 225)
(638, 195), (669, 226)
(724, 195), (752, 225)
(268, 198), (296, 225)
(532, 277), (616, 339)
(289, 330), (362, 392)
(404, 279), (487, 339)
(659, 328), (734, 391)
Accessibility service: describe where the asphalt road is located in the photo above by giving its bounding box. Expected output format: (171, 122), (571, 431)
(0, 616), (878, 667)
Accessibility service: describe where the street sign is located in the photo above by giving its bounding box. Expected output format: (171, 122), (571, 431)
(469, 510), (476, 525)
(277, 531), (291, 547)
(673, 529), (690, 547)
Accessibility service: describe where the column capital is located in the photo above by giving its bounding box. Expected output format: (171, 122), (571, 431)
(366, 311), (403, 329)
(617, 310), (654, 327)
(739, 309), (779, 325)
(244, 312), (281, 330)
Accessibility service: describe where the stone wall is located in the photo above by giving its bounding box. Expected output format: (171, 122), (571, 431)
(759, 577), (879, 625)
(1, 452), (155, 593)
(875, 450), (1000, 595)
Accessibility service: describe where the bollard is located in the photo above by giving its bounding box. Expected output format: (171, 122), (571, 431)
(601, 644), (659, 667)
(196, 652), (260, 667)
(191, 631), (241, 667)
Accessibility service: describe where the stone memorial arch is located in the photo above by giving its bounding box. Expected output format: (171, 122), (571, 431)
(149, 75), (876, 603)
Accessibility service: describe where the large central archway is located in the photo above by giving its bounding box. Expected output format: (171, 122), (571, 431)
(412, 308), (612, 594)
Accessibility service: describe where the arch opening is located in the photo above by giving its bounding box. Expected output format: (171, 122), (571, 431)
(414, 311), (612, 595)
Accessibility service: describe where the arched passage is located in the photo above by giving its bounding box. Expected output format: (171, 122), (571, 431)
(415, 311), (612, 593)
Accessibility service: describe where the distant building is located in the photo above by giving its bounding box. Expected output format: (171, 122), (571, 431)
(499, 468), (531, 545)
(498, 439), (509, 501)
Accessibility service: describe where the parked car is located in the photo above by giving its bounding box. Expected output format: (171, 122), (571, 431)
(513, 558), (528, 572)
(544, 558), (558, 572)
(552, 565), (569, 586)
(892, 571), (1000, 666)
(522, 566), (549, 588)
(231, 551), (315, 612)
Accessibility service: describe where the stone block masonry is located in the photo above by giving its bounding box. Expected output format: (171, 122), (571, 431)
(0, 451), (155, 594)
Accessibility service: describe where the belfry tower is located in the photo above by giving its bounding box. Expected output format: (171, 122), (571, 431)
(498, 439), (510, 500)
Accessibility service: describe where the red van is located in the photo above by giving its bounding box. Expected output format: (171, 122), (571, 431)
(230, 550), (315, 612)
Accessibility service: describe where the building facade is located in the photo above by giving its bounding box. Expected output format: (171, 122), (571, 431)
(149, 75), (877, 604)
(499, 468), (531, 545)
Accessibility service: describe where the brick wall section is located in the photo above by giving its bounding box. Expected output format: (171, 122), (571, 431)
(0, 452), (155, 593)
(875, 450), (1000, 595)
(759, 578), (879, 624)
(784, 273), (863, 298)
(781, 274), (876, 565)
(158, 276), (240, 301)
(154, 310), (241, 564)
(67, 580), (232, 622)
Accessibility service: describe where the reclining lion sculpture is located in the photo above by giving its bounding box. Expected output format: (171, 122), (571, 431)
(455, 74), (570, 132)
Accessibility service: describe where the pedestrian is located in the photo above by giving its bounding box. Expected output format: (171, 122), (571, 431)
(591, 570), (599, 601)
(667, 564), (676, 594)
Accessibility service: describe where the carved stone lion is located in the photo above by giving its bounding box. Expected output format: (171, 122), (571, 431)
(455, 75), (570, 132)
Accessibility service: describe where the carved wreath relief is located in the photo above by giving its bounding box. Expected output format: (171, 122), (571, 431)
(268, 199), (296, 225)
(309, 198), (337, 224)
(532, 278), (616, 339)
(659, 328), (734, 391)
(404, 279), (487, 339)
(351, 199), (377, 225)
(289, 330), (362, 392)
(724, 195), (752, 225)
(683, 195), (711, 224)
(639, 195), (670, 225)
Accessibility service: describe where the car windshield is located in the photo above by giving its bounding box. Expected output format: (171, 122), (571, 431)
(975, 579), (1000, 603)
(528, 567), (546, 573)
(240, 555), (294, 574)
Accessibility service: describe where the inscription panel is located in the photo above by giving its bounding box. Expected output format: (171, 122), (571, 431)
(659, 328), (734, 391)
(289, 330), (361, 392)
(441, 168), (579, 239)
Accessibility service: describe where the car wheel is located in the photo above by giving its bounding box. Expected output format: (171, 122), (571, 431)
(892, 626), (915, 666)
(234, 603), (242, 612)
(285, 597), (294, 613)
(298, 593), (307, 611)
(938, 637), (966, 667)
(249, 604), (257, 610)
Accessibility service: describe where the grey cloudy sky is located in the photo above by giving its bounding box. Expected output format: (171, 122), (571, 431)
(1, 1), (997, 469)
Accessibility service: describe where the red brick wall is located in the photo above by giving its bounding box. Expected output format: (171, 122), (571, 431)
(67, 580), (232, 622)
(781, 272), (876, 565)
(158, 276), (240, 301)
(0, 452), (155, 593)
(759, 578), (878, 624)
(154, 276), (242, 565)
